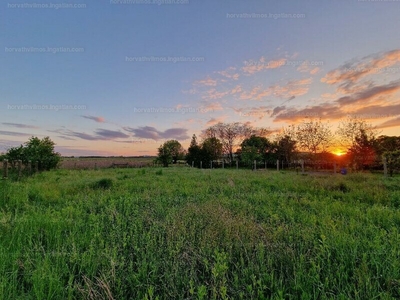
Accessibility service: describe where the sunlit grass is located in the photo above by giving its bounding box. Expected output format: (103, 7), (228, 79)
(1, 168), (400, 299)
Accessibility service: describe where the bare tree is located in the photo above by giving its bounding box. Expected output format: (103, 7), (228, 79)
(295, 119), (333, 155)
(336, 116), (379, 149)
(202, 122), (258, 162)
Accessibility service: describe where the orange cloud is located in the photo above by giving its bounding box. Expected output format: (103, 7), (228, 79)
(194, 76), (218, 86)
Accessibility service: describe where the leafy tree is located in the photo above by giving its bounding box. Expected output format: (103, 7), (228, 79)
(275, 135), (297, 164)
(348, 129), (376, 170)
(374, 135), (400, 156)
(200, 137), (223, 168)
(185, 134), (202, 167)
(5, 136), (61, 170)
(156, 140), (185, 167)
(383, 150), (400, 177)
(295, 119), (332, 156)
(239, 135), (272, 166)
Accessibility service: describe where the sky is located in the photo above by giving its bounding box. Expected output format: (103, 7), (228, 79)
(1, 0), (400, 156)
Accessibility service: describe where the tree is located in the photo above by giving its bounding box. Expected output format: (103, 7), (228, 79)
(185, 134), (202, 167)
(202, 122), (255, 162)
(336, 116), (379, 149)
(200, 137), (223, 168)
(348, 129), (376, 170)
(239, 135), (272, 166)
(156, 140), (185, 167)
(383, 150), (400, 177)
(374, 135), (400, 156)
(5, 136), (61, 170)
(275, 135), (297, 164)
(295, 119), (332, 156)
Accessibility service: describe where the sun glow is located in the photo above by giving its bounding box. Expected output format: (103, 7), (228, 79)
(333, 150), (345, 156)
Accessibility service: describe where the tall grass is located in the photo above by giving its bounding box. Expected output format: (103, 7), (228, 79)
(0, 169), (399, 299)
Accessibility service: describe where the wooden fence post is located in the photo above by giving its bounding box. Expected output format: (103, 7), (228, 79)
(192, 161), (194, 168)
(222, 161), (224, 169)
(277, 160), (279, 171)
(265, 161), (267, 170)
(211, 161), (213, 169)
(3, 159), (8, 179)
(200, 161), (202, 169)
(254, 160), (256, 171)
(236, 160), (238, 170)
(333, 162), (337, 174)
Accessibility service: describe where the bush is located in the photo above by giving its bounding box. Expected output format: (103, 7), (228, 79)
(92, 178), (113, 190)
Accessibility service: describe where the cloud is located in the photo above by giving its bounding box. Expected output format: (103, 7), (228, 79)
(321, 49), (400, 92)
(206, 116), (227, 126)
(352, 103), (400, 118)
(272, 103), (344, 122)
(230, 85), (242, 94)
(95, 129), (129, 139)
(194, 76), (218, 86)
(82, 115), (105, 123)
(270, 106), (286, 117)
(201, 102), (223, 112)
(242, 57), (287, 74)
(54, 128), (129, 141)
(216, 67), (240, 80)
(202, 88), (230, 100)
(377, 116), (400, 129)
(2, 123), (39, 129)
(335, 80), (400, 106)
(297, 61), (320, 75)
(236, 106), (272, 120)
(0, 131), (31, 137)
(123, 126), (189, 140)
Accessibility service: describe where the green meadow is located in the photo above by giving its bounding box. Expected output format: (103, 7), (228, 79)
(1, 168), (400, 299)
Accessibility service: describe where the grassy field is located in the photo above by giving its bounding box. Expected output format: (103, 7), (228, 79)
(1, 168), (400, 299)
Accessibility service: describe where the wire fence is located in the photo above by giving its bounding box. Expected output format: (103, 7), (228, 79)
(1, 156), (397, 180)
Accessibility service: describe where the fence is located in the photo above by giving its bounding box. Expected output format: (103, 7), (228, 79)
(1, 157), (395, 179)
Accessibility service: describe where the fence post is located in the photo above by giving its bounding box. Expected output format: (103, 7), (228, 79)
(18, 160), (22, 179)
(222, 161), (224, 169)
(192, 161), (194, 168)
(211, 161), (213, 169)
(383, 156), (388, 177)
(236, 160), (238, 170)
(3, 159), (8, 179)
(277, 160), (279, 171)
(333, 162), (337, 174)
(254, 160), (256, 171)
(265, 161), (267, 170)
(301, 160), (304, 174)
(200, 161), (202, 169)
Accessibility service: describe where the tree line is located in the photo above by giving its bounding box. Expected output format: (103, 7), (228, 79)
(156, 117), (400, 175)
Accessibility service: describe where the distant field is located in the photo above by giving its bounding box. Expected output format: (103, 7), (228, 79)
(60, 156), (157, 169)
(1, 168), (400, 299)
